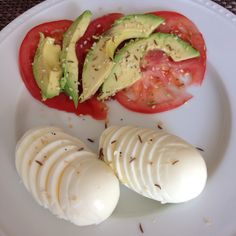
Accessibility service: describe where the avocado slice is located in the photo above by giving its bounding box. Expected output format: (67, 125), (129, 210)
(99, 33), (200, 100)
(33, 33), (62, 100)
(61, 10), (92, 107)
(80, 14), (164, 102)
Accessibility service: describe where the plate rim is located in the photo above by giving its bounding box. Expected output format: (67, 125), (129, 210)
(0, 0), (235, 44)
(0, 1), (236, 235)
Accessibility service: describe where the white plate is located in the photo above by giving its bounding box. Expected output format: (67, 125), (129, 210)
(0, 0), (235, 235)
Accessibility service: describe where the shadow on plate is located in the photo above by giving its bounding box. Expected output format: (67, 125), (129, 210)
(202, 62), (232, 177)
(112, 184), (170, 218)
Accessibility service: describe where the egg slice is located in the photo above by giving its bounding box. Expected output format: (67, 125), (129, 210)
(16, 128), (88, 191)
(99, 126), (207, 204)
(15, 126), (62, 174)
(36, 142), (81, 209)
(15, 126), (120, 226)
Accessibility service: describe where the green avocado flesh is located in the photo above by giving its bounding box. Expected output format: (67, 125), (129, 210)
(80, 14), (164, 102)
(33, 33), (62, 100)
(99, 33), (200, 100)
(61, 10), (92, 107)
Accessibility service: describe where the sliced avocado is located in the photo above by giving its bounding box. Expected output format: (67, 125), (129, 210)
(33, 33), (62, 100)
(61, 10), (92, 107)
(80, 14), (164, 102)
(99, 33), (200, 100)
(105, 14), (165, 58)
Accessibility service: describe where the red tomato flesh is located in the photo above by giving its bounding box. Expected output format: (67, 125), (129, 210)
(19, 14), (123, 120)
(116, 11), (206, 114)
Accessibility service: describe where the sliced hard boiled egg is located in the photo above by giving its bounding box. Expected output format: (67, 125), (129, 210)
(15, 126), (120, 226)
(99, 126), (207, 204)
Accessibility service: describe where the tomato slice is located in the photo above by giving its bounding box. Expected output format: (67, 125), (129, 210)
(116, 11), (206, 114)
(19, 13), (123, 120)
(153, 11), (206, 85)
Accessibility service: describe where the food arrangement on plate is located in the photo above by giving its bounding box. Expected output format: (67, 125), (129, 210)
(19, 9), (206, 120)
(16, 9), (208, 226)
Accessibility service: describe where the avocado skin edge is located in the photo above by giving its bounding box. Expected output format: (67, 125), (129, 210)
(61, 10), (92, 108)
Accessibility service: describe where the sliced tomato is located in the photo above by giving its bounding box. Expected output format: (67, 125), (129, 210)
(19, 20), (72, 101)
(116, 50), (193, 113)
(116, 11), (206, 114)
(153, 11), (206, 85)
(19, 14), (123, 120)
